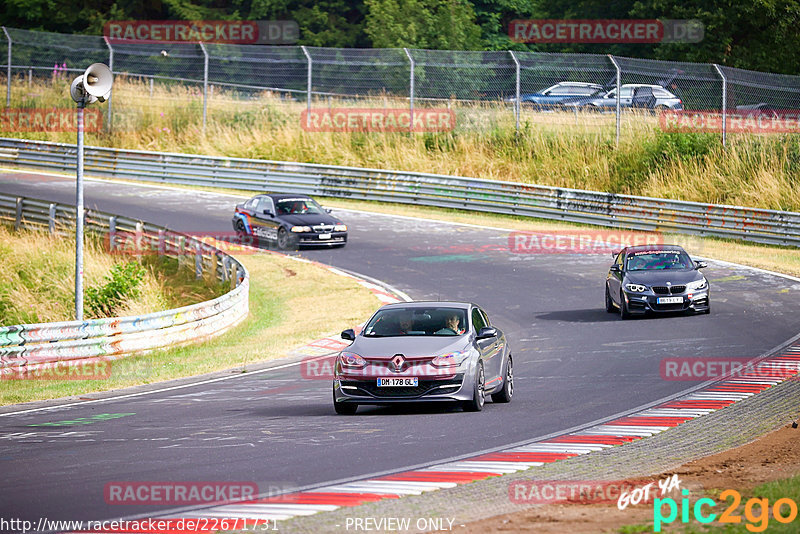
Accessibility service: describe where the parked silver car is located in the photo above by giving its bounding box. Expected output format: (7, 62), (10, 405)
(333, 302), (513, 414)
(571, 84), (683, 111)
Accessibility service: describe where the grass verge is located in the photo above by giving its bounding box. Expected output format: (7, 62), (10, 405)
(0, 250), (381, 405)
(5, 76), (800, 211)
(0, 225), (225, 324)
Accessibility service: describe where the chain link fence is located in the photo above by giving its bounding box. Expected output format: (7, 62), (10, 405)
(3, 26), (800, 142)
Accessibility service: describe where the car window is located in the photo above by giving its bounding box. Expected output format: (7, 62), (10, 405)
(244, 198), (258, 210)
(275, 197), (324, 215)
(549, 86), (579, 95)
(471, 308), (487, 332)
(362, 307), (466, 337)
(478, 308), (490, 327)
(653, 88), (673, 97)
(626, 250), (692, 271)
(620, 87), (635, 97)
(615, 251), (624, 266)
(257, 197), (274, 214)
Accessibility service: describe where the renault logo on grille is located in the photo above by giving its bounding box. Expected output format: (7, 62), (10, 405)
(390, 354), (406, 372)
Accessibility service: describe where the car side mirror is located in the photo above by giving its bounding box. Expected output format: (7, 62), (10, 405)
(610, 264), (621, 272)
(476, 327), (498, 340)
(263, 209), (273, 217)
(325, 208), (332, 213)
(341, 329), (355, 341)
(695, 261), (708, 269)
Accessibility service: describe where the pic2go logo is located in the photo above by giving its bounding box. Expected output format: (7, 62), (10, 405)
(654, 489), (798, 532)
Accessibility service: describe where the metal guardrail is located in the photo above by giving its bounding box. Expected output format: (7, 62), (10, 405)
(1, 137), (799, 247)
(0, 190), (249, 376)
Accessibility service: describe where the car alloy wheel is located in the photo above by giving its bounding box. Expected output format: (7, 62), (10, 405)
(234, 219), (247, 235)
(463, 361), (485, 412)
(619, 290), (631, 319)
(491, 355), (513, 403)
(605, 284), (616, 313)
(333, 385), (358, 415)
(277, 227), (291, 250)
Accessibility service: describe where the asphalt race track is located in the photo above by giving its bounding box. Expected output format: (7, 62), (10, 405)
(2, 170), (800, 526)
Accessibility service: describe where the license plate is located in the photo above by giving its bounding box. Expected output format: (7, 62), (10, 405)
(377, 377), (418, 387)
(657, 296), (683, 304)
(319, 233), (331, 240)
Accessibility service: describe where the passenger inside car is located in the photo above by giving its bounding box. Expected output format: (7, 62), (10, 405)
(435, 311), (464, 335)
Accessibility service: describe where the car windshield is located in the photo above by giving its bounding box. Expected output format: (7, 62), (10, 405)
(275, 198), (324, 215)
(626, 251), (693, 271)
(362, 307), (468, 337)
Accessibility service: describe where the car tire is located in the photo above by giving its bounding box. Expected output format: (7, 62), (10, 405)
(462, 361), (485, 412)
(619, 290), (631, 319)
(333, 387), (358, 415)
(234, 219), (247, 236)
(276, 227), (291, 250)
(491, 355), (513, 404)
(605, 284), (616, 313)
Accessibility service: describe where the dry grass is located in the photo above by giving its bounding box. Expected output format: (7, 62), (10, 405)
(0, 250), (382, 405)
(0, 225), (223, 325)
(5, 76), (800, 212)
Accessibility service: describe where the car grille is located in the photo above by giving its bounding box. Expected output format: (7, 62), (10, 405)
(653, 285), (686, 295)
(312, 224), (335, 233)
(342, 378), (463, 398)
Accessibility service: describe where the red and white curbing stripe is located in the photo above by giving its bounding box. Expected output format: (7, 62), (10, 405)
(169, 348), (800, 523)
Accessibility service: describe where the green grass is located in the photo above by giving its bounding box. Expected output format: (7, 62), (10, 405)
(0, 250), (381, 405)
(5, 76), (800, 212)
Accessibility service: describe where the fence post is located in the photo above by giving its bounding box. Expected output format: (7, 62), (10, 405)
(509, 50), (520, 132)
(403, 48), (415, 132)
(14, 197), (22, 230)
(195, 246), (203, 279)
(3, 27), (11, 107)
(108, 215), (117, 251)
(713, 64), (727, 147)
(149, 76), (153, 97)
(199, 42), (208, 134)
(301, 46), (312, 118)
(608, 54), (621, 146)
(104, 37), (114, 133)
(48, 203), (57, 234)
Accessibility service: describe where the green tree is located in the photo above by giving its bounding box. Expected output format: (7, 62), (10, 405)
(364, 0), (482, 49)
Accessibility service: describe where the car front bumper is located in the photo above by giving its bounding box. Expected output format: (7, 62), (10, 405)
(623, 289), (710, 314)
(333, 373), (472, 404)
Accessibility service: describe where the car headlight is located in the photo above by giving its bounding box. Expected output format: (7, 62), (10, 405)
(687, 278), (708, 291)
(334, 224), (347, 232)
(625, 283), (647, 293)
(431, 350), (470, 367)
(339, 351), (366, 368)
(290, 226), (312, 233)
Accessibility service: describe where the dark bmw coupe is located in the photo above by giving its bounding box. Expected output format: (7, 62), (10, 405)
(605, 245), (710, 318)
(232, 193), (347, 250)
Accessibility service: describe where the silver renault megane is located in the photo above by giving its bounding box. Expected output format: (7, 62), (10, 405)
(332, 302), (513, 414)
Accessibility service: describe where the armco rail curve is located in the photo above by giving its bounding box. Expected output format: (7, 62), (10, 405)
(0, 192), (249, 376)
(1, 137), (799, 247)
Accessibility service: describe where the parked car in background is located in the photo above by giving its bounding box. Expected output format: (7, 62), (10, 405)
(566, 84), (683, 111)
(506, 82), (605, 109)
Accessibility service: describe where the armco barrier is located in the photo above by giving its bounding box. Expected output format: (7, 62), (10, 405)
(1, 137), (799, 247)
(0, 192), (249, 376)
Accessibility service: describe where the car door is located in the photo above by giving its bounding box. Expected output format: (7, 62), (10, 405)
(472, 307), (502, 385)
(251, 196), (280, 242)
(607, 249), (626, 303)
